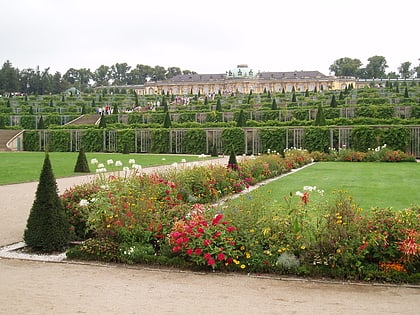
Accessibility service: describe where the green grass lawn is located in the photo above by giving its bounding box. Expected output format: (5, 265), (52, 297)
(0, 152), (212, 185)
(235, 162), (420, 212)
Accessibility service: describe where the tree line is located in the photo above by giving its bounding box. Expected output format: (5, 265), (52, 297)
(1, 56), (419, 95)
(329, 55), (420, 79)
(0, 61), (196, 95)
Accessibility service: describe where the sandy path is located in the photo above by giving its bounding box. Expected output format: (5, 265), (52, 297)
(0, 158), (419, 314)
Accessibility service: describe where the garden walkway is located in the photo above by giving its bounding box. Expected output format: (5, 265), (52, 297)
(0, 158), (419, 314)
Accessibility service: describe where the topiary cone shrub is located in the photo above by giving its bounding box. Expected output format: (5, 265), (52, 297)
(24, 153), (71, 252)
(227, 147), (238, 170)
(74, 148), (90, 173)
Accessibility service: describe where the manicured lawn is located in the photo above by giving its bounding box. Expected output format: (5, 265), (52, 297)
(235, 162), (420, 212)
(0, 152), (211, 185)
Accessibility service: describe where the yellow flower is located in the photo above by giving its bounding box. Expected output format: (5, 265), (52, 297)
(249, 229), (255, 233)
(336, 248), (341, 253)
(240, 264), (246, 269)
(233, 259), (240, 265)
(106, 224), (111, 228)
(240, 246), (245, 251)
(300, 245), (306, 250)
(245, 252), (251, 259)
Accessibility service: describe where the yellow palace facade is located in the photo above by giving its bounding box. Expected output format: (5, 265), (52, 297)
(134, 64), (356, 96)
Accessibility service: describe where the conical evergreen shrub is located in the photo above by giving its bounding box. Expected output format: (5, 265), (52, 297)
(236, 109), (246, 127)
(330, 94), (337, 107)
(271, 98), (278, 110)
(227, 146), (238, 170)
(314, 103), (326, 126)
(163, 111), (172, 128)
(98, 113), (107, 128)
(74, 148), (90, 173)
(24, 153), (70, 252)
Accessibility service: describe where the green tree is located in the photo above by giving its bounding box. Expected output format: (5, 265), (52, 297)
(291, 92), (297, 103)
(236, 109), (246, 127)
(271, 98), (278, 110)
(398, 61), (415, 79)
(74, 148), (90, 173)
(163, 111), (172, 128)
(314, 103), (326, 126)
(37, 115), (45, 129)
(216, 98), (222, 111)
(98, 113), (107, 128)
(404, 87), (409, 98)
(329, 57), (362, 77)
(24, 153), (70, 252)
(364, 55), (388, 79)
(227, 146), (238, 170)
(330, 94), (337, 108)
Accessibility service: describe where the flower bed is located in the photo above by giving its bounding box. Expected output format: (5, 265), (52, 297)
(62, 149), (420, 283)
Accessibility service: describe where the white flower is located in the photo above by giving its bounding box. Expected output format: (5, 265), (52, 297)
(115, 160), (123, 167)
(128, 159), (136, 164)
(90, 158), (98, 165)
(295, 191), (304, 197)
(107, 159), (114, 165)
(96, 167), (107, 173)
(79, 199), (89, 207)
(123, 166), (130, 172)
(172, 162), (178, 168)
(97, 163), (104, 168)
(132, 164), (142, 170)
(162, 157), (166, 161)
(303, 186), (316, 192)
(181, 158), (187, 163)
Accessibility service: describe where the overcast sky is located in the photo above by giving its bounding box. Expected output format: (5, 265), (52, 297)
(1, 0), (419, 76)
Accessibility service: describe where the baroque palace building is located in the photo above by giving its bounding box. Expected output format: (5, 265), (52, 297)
(133, 64), (356, 96)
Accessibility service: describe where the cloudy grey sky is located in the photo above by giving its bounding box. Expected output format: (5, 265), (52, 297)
(1, 0), (419, 75)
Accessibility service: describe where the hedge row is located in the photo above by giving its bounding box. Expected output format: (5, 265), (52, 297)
(22, 126), (414, 155)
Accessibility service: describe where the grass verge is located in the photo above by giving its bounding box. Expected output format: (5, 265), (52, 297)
(0, 152), (212, 185)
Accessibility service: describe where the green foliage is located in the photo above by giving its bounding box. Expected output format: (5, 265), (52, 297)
(73, 148), (90, 173)
(236, 109), (246, 127)
(314, 104), (326, 126)
(351, 126), (379, 151)
(151, 129), (170, 153)
(98, 113), (107, 128)
(330, 94), (337, 108)
(303, 127), (330, 152)
(24, 153), (70, 252)
(163, 111), (172, 128)
(222, 128), (245, 155)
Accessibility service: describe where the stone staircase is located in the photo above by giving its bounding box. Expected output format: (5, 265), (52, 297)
(0, 130), (23, 151)
(66, 114), (101, 126)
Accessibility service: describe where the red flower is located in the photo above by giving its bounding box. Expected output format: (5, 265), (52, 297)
(217, 253), (225, 261)
(301, 192), (309, 205)
(204, 253), (212, 260)
(194, 248), (202, 255)
(207, 258), (215, 266)
(212, 214), (223, 226)
(212, 231), (221, 239)
(203, 239), (211, 247)
(226, 226), (235, 232)
(172, 246), (181, 253)
(186, 248), (193, 255)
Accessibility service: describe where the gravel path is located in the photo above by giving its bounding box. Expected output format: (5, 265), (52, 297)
(0, 158), (419, 314)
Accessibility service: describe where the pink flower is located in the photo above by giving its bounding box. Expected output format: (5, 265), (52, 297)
(207, 258), (215, 266)
(217, 253), (225, 261)
(204, 253), (212, 261)
(203, 239), (211, 247)
(172, 246), (181, 253)
(186, 248), (193, 255)
(194, 248), (202, 255)
(212, 231), (221, 239)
